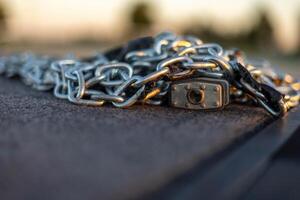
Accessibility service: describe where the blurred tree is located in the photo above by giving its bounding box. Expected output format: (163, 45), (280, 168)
(0, 0), (7, 39)
(246, 7), (274, 48)
(183, 6), (275, 51)
(298, 9), (300, 54)
(128, 1), (154, 36)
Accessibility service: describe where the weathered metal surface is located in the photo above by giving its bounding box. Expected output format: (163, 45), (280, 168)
(170, 77), (230, 110)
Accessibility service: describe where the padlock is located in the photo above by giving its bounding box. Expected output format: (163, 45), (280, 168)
(170, 77), (230, 110)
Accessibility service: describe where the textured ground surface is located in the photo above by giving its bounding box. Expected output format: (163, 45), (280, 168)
(244, 127), (300, 200)
(0, 76), (273, 200)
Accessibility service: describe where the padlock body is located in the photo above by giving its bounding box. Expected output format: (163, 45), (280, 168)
(170, 78), (230, 110)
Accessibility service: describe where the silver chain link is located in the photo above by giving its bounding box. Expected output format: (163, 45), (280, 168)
(0, 32), (299, 117)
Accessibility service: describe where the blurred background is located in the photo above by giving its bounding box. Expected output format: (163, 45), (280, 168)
(0, 0), (299, 74)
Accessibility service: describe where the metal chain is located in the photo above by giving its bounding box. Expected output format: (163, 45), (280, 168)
(0, 32), (299, 117)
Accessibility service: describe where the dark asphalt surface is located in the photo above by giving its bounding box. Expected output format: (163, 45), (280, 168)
(0, 77), (272, 200)
(245, 128), (300, 200)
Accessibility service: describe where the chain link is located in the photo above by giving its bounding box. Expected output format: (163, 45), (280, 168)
(0, 32), (299, 117)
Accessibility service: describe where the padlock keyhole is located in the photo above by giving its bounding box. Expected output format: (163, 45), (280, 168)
(187, 89), (204, 105)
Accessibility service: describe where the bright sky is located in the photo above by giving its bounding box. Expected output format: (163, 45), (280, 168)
(3, 0), (300, 51)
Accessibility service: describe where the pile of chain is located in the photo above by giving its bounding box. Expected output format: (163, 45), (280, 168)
(0, 32), (299, 117)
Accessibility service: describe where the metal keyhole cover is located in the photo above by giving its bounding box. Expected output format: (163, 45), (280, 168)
(187, 88), (205, 105)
